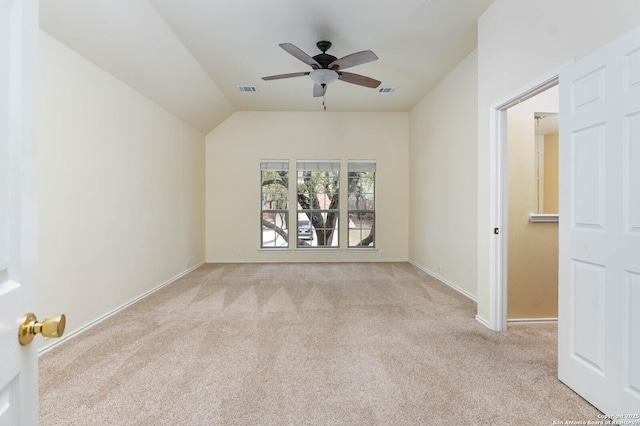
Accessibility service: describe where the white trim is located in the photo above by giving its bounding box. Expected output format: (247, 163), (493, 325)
(508, 317), (558, 324)
(294, 248), (343, 252)
(487, 62), (572, 333)
(529, 213), (559, 223)
(488, 104), (508, 332)
(410, 261), (478, 302)
(37, 261), (206, 355)
(206, 258), (409, 263)
(475, 315), (492, 329)
(491, 66), (569, 111)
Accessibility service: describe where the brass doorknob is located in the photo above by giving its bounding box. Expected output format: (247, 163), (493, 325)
(18, 313), (66, 346)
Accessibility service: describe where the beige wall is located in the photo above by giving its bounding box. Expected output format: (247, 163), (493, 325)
(38, 31), (206, 343)
(506, 87), (558, 319)
(409, 50), (478, 299)
(205, 111), (409, 262)
(476, 0), (640, 323)
(39, 0), (640, 337)
(543, 132), (559, 213)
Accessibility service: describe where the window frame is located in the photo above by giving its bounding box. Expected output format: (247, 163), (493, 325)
(296, 160), (341, 249)
(260, 160), (290, 249)
(347, 160), (376, 249)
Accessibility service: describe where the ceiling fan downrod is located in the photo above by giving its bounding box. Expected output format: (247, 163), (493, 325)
(316, 40), (332, 53)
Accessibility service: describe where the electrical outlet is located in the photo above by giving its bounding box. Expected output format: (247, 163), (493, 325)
(379, 250), (384, 258)
(236, 250), (242, 258)
(185, 259), (189, 267)
(437, 264), (444, 275)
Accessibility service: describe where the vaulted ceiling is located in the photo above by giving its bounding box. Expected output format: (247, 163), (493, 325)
(39, 0), (495, 134)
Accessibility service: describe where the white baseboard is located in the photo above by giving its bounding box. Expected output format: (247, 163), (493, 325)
(205, 258), (409, 263)
(508, 318), (558, 324)
(409, 261), (477, 303)
(475, 315), (492, 329)
(38, 261), (206, 355)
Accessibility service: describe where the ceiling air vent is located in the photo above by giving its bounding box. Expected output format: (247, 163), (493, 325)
(237, 86), (257, 93)
(377, 87), (397, 94)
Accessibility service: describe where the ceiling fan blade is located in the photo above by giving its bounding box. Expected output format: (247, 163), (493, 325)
(338, 72), (381, 88)
(262, 72), (310, 81)
(279, 43), (321, 69)
(313, 83), (327, 97)
(328, 50), (378, 70)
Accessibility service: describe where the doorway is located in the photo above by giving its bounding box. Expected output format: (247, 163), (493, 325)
(486, 24), (640, 415)
(506, 87), (559, 322)
(487, 74), (560, 331)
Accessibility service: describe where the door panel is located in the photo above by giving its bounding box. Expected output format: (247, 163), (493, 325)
(627, 113), (640, 232)
(559, 25), (640, 417)
(571, 66), (606, 113)
(0, 284), (21, 426)
(572, 124), (605, 228)
(619, 26), (640, 411)
(571, 260), (606, 375)
(627, 271), (640, 396)
(0, 0), (39, 424)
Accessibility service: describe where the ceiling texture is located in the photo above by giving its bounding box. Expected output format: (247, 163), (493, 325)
(39, 0), (495, 134)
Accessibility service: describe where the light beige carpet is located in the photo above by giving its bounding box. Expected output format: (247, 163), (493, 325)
(40, 262), (600, 425)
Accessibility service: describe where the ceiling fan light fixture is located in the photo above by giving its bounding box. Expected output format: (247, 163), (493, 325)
(309, 69), (338, 85)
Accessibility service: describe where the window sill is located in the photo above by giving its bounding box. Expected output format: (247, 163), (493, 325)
(258, 248), (291, 252)
(294, 247), (342, 251)
(529, 213), (559, 223)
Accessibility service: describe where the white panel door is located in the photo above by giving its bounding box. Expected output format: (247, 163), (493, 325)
(0, 0), (39, 424)
(559, 25), (640, 418)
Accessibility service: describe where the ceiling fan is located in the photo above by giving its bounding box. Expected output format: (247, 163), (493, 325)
(262, 41), (381, 98)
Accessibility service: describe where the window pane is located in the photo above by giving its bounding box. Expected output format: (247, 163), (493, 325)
(296, 164), (340, 248)
(261, 211), (289, 248)
(261, 163), (289, 248)
(348, 212), (374, 247)
(348, 164), (375, 248)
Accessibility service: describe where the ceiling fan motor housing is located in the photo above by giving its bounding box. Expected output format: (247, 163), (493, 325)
(313, 40), (338, 69)
(313, 53), (338, 69)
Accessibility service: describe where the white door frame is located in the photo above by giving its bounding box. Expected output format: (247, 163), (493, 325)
(487, 66), (568, 332)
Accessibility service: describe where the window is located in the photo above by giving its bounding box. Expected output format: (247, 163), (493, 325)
(348, 161), (375, 248)
(260, 161), (289, 248)
(296, 161), (340, 248)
